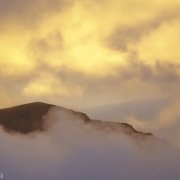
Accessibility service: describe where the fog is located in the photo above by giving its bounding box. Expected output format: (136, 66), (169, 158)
(0, 107), (180, 180)
(83, 96), (180, 148)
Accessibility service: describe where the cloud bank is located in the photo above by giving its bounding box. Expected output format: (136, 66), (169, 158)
(0, 108), (180, 180)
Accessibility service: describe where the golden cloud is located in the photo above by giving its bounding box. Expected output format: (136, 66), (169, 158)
(1, 0), (180, 108)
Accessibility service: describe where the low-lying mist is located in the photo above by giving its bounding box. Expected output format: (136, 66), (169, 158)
(0, 107), (180, 180)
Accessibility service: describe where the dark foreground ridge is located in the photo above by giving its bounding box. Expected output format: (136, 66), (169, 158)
(0, 102), (154, 140)
(0, 102), (54, 134)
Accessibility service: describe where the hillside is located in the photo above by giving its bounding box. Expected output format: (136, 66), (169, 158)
(0, 102), (155, 142)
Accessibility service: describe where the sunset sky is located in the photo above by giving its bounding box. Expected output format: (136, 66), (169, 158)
(1, 0), (180, 145)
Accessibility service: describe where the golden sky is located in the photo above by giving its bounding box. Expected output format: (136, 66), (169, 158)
(1, 0), (180, 108)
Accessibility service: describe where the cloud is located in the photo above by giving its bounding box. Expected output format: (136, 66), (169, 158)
(137, 19), (180, 64)
(105, 8), (180, 52)
(83, 96), (171, 122)
(1, 0), (180, 148)
(0, 0), (72, 26)
(0, 107), (180, 180)
(83, 95), (180, 147)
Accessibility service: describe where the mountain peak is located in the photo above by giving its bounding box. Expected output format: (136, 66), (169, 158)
(0, 102), (55, 134)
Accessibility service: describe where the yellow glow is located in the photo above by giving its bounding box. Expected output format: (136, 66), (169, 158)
(1, 0), (180, 106)
(23, 73), (84, 97)
(0, 33), (36, 75)
(138, 20), (180, 65)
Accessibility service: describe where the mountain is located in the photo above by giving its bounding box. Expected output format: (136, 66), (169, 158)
(0, 102), (157, 141)
(83, 97), (170, 122)
(0, 102), (54, 134)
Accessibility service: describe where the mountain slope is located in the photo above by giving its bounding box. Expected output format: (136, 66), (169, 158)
(0, 102), (155, 141)
(0, 102), (54, 133)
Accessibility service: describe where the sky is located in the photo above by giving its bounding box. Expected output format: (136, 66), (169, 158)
(1, 1), (180, 145)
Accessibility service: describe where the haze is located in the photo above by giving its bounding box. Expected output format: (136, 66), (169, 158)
(0, 108), (180, 180)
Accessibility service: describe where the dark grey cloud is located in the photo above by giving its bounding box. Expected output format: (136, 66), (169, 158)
(0, 0), (73, 28)
(0, 0), (70, 16)
(37, 32), (63, 52)
(125, 58), (180, 83)
(106, 9), (180, 52)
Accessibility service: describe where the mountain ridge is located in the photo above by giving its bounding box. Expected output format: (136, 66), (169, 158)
(0, 102), (156, 142)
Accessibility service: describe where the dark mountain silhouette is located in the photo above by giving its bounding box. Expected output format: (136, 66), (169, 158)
(0, 102), (156, 141)
(0, 102), (54, 134)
